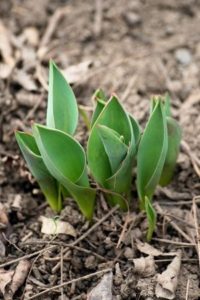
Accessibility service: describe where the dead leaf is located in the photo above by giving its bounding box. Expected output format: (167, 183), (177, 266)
(133, 255), (156, 277)
(40, 216), (76, 237)
(1, 260), (31, 300)
(0, 269), (14, 295)
(135, 239), (163, 256)
(87, 272), (113, 300)
(155, 251), (182, 299)
(62, 60), (92, 84)
(9, 260), (31, 296)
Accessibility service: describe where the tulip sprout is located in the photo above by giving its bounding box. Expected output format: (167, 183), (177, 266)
(16, 61), (181, 239)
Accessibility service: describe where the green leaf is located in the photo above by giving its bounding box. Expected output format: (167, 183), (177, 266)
(150, 94), (171, 117)
(91, 89), (107, 127)
(106, 145), (135, 210)
(97, 125), (128, 173)
(163, 93), (171, 117)
(33, 124), (95, 219)
(47, 61), (78, 135)
(137, 100), (168, 209)
(159, 117), (181, 186)
(15, 131), (61, 212)
(88, 96), (133, 185)
(145, 196), (156, 241)
(129, 115), (141, 146)
(88, 96), (135, 209)
(78, 105), (90, 130)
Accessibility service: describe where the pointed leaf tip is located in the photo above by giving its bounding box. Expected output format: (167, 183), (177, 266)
(15, 131), (60, 212)
(137, 100), (168, 208)
(47, 61), (78, 135)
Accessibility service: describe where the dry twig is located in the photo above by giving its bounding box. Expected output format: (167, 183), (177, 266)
(27, 268), (111, 299)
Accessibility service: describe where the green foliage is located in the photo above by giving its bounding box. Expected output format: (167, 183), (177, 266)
(47, 60), (78, 135)
(16, 61), (95, 219)
(136, 95), (181, 239)
(15, 131), (61, 212)
(87, 96), (136, 209)
(137, 98), (168, 209)
(145, 196), (157, 241)
(15, 61), (181, 238)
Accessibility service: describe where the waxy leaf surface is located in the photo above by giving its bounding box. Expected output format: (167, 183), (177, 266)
(137, 101), (168, 208)
(47, 61), (78, 135)
(15, 131), (60, 212)
(88, 96), (135, 209)
(91, 89), (107, 127)
(33, 125), (95, 219)
(97, 125), (128, 174)
(145, 196), (156, 241)
(159, 117), (181, 186)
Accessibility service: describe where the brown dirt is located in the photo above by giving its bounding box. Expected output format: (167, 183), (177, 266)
(1, 0), (200, 299)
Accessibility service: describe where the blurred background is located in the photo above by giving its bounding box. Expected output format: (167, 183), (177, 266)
(1, 0), (200, 146)
(1, 0), (200, 199)
(1, 1), (200, 298)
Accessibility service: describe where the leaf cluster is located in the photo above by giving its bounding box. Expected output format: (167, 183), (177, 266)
(16, 62), (181, 239)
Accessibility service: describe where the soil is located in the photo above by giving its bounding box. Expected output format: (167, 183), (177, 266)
(1, 0), (200, 299)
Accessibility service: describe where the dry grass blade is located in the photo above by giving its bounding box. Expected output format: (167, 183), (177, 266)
(0, 246), (55, 269)
(192, 197), (200, 269)
(93, 0), (103, 37)
(181, 140), (200, 177)
(37, 6), (70, 59)
(155, 203), (194, 244)
(185, 278), (190, 300)
(27, 268), (112, 299)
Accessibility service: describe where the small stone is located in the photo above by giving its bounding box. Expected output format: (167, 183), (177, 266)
(84, 255), (96, 269)
(123, 12), (142, 27)
(124, 247), (134, 259)
(175, 48), (192, 66)
(165, 25), (174, 36)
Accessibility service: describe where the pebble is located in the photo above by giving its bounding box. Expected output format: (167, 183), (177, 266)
(175, 48), (192, 65)
(84, 255), (96, 269)
(124, 247), (134, 259)
(123, 12), (142, 27)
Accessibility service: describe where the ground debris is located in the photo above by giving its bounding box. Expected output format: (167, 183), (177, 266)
(87, 272), (113, 300)
(135, 239), (163, 256)
(40, 216), (76, 237)
(62, 60), (92, 84)
(133, 255), (156, 277)
(155, 251), (182, 299)
(0, 260), (30, 300)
